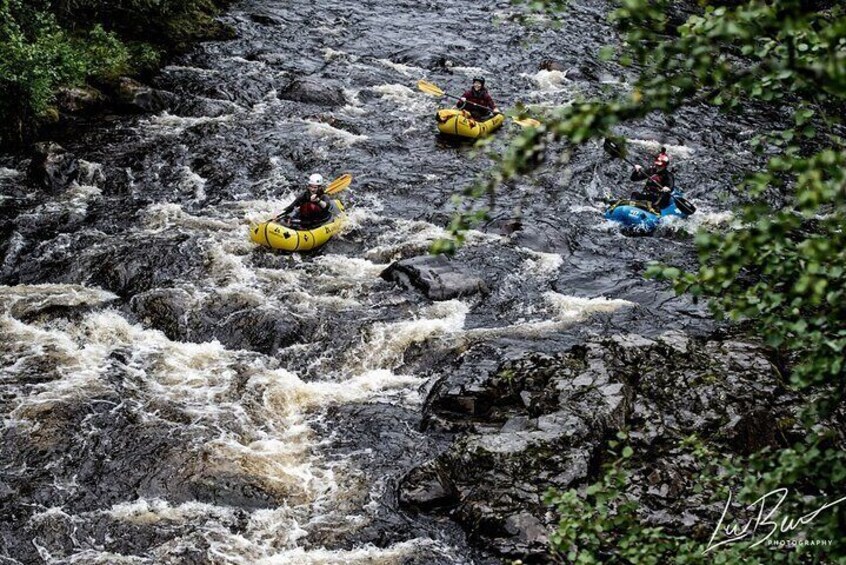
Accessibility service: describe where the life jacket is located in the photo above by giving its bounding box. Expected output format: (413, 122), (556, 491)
(299, 201), (325, 218)
(465, 88), (493, 109)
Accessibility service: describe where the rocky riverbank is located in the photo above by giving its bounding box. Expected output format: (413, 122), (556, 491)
(399, 332), (800, 561)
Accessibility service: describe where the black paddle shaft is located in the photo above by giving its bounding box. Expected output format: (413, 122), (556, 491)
(604, 138), (668, 190)
(442, 92), (498, 115)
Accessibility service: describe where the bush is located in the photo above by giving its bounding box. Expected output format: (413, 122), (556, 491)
(447, 1), (846, 562)
(0, 0), (229, 147)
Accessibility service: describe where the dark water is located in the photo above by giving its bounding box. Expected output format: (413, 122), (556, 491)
(0, 0), (761, 563)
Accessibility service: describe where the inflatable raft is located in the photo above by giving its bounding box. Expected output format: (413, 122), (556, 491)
(605, 189), (695, 234)
(250, 200), (346, 252)
(436, 108), (505, 139)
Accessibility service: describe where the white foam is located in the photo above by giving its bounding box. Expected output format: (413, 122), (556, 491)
(178, 166), (207, 202)
(143, 112), (233, 136)
(523, 69), (571, 93)
(349, 301), (468, 372)
(568, 204), (603, 214)
(66, 183), (102, 213)
(0, 167), (22, 179)
(544, 291), (634, 320)
(627, 139), (694, 159)
(377, 59), (422, 77)
(518, 247), (563, 276)
(371, 83), (414, 102)
(323, 48), (353, 62)
(163, 64), (219, 75)
(258, 538), (434, 565)
(0, 284), (118, 316)
(363, 218), (450, 261)
(462, 292), (634, 340)
(661, 207), (736, 234)
(450, 66), (488, 78)
(311, 255), (389, 287)
(65, 550), (149, 564)
(107, 498), (235, 525)
(143, 203), (233, 233)
(303, 120), (368, 147)
(78, 159), (106, 186)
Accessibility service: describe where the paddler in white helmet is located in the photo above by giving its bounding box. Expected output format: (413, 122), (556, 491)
(277, 173), (333, 228)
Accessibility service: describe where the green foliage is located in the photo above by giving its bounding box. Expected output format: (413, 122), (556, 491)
(647, 147), (845, 399)
(544, 435), (755, 564)
(464, 1), (846, 563)
(1, 4), (128, 118)
(0, 0), (228, 146)
(546, 433), (846, 563)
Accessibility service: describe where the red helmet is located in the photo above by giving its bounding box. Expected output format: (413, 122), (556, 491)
(654, 149), (669, 169)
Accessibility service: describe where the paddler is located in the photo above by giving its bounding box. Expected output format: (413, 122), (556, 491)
(630, 148), (674, 209)
(277, 173), (333, 228)
(457, 77), (499, 120)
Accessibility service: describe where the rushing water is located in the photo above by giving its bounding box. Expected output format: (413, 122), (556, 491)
(0, 0), (763, 563)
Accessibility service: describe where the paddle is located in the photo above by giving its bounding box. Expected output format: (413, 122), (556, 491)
(417, 79), (541, 128)
(273, 174), (352, 222)
(603, 138), (638, 167)
(324, 173), (352, 195)
(604, 137), (665, 191)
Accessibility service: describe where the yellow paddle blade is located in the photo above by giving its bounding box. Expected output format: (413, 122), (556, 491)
(513, 117), (541, 128)
(417, 79), (445, 97)
(325, 173), (353, 195)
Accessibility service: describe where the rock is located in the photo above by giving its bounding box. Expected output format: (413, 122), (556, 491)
(130, 288), (192, 341)
(380, 255), (489, 301)
(402, 334), (793, 560)
(27, 142), (79, 192)
(249, 12), (286, 26)
(504, 512), (548, 546)
(131, 288), (309, 354)
(723, 408), (780, 454)
(398, 461), (455, 511)
(56, 86), (106, 114)
(538, 59), (565, 71)
(116, 77), (172, 113)
(279, 78), (346, 106)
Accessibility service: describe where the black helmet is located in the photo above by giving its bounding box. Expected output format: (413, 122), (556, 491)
(472, 76), (486, 87)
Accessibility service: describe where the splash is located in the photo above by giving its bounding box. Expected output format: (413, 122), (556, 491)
(349, 300), (469, 372)
(0, 284), (118, 318)
(518, 247), (564, 276)
(142, 112), (234, 136)
(522, 69), (571, 93)
(376, 59), (422, 77)
(303, 120), (368, 147)
(627, 138), (695, 159)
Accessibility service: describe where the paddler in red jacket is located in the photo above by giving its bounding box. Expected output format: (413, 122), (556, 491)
(457, 77), (499, 120)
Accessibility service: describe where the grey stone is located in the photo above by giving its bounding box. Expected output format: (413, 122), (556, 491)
(27, 142), (79, 192)
(279, 78), (346, 106)
(380, 254), (489, 301)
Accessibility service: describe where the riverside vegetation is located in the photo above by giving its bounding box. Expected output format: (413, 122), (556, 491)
(0, 0), (233, 147)
(443, 0), (844, 562)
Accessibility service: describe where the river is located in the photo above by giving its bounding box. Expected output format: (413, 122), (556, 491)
(0, 0), (759, 563)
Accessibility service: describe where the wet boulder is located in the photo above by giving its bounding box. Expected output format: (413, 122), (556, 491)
(131, 288), (309, 355)
(402, 334), (793, 560)
(248, 12), (286, 26)
(130, 288), (193, 341)
(27, 142), (79, 192)
(279, 78), (346, 107)
(380, 255), (489, 301)
(538, 59), (566, 71)
(398, 461), (456, 511)
(115, 77), (173, 113)
(56, 85), (106, 114)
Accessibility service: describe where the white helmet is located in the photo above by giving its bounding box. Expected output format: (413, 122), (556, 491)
(308, 173), (324, 186)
